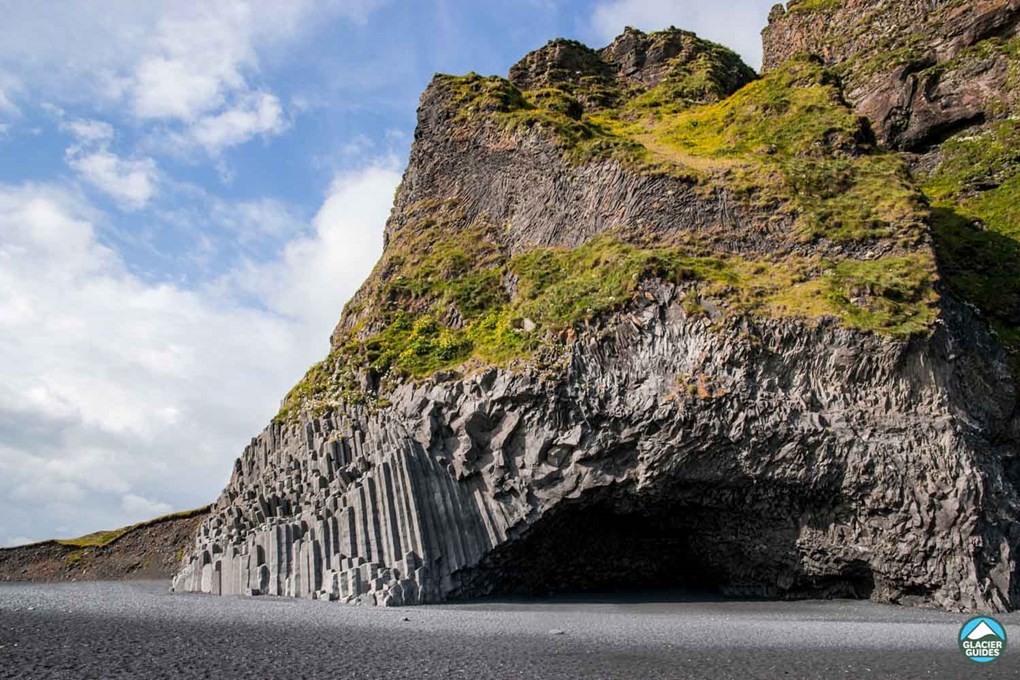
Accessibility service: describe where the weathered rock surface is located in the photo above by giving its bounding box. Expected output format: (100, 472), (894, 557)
(175, 15), (1020, 612)
(175, 279), (1020, 610)
(764, 0), (1020, 150)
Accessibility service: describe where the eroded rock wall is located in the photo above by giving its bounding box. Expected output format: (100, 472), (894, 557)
(763, 0), (1020, 149)
(176, 282), (1020, 610)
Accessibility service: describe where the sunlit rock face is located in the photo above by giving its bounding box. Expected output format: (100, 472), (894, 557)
(763, 0), (1020, 150)
(175, 14), (1020, 612)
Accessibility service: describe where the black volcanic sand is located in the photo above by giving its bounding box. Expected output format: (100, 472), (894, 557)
(0, 581), (1017, 679)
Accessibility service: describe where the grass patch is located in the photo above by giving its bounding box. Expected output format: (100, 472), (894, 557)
(279, 224), (938, 420)
(785, 0), (843, 13)
(919, 120), (1020, 352)
(275, 45), (939, 421)
(615, 56), (926, 242)
(440, 56), (925, 245)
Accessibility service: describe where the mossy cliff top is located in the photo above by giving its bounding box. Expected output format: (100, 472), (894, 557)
(276, 27), (940, 421)
(763, 0), (1020, 359)
(429, 52), (926, 247)
(507, 27), (757, 112)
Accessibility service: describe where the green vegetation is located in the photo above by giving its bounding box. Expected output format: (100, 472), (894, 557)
(785, 0), (843, 13)
(434, 73), (649, 166)
(442, 56), (925, 245)
(278, 220), (938, 419)
(617, 57), (925, 242)
(65, 549), (85, 567)
(919, 119), (1020, 352)
(619, 35), (757, 114)
(57, 529), (128, 548)
(274, 38), (941, 421)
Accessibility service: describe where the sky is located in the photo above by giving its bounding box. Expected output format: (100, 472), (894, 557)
(0, 0), (777, 546)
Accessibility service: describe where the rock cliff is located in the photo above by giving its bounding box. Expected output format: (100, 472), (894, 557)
(764, 0), (1020, 478)
(174, 15), (1020, 612)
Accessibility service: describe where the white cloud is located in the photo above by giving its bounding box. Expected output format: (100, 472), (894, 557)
(226, 164), (397, 334)
(187, 91), (286, 154)
(121, 493), (172, 518)
(0, 88), (17, 117)
(67, 151), (158, 211)
(62, 119), (114, 145)
(588, 0), (773, 70)
(215, 198), (304, 242)
(0, 165), (399, 545)
(130, 5), (253, 122)
(62, 118), (159, 210)
(0, 1), (385, 154)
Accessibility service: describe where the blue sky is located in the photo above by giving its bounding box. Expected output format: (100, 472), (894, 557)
(0, 0), (775, 545)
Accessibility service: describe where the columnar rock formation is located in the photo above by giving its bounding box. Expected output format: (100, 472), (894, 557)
(175, 7), (1020, 611)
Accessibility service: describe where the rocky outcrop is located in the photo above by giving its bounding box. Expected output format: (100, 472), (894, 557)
(506, 27), (756, 113)
(175, 284), (1020, 610)
(175, 18), (1020, 612)
(763, 0), (1020, 149)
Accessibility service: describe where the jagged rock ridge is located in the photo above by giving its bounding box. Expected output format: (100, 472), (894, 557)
(174, 16), (1020, 612)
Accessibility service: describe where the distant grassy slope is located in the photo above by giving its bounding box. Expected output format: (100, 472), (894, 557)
(0, 506), (210, 582)
(54, 506), (211, 549)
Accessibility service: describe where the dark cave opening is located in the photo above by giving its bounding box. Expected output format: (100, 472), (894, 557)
(450, 485), (877, 602)
(480, 497), (721, 597)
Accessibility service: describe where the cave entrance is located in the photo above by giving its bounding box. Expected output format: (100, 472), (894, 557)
(480, 495), (721, 597)
(451, 484), (876, 602)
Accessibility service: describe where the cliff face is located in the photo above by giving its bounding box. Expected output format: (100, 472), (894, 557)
(763, 0), (1020, 150)
(765, 0), (1020, 460)
(174, 18), (1020, 612)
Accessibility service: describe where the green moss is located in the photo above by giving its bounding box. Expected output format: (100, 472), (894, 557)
(278, 223), (938, 420)
(621, 37), (757, 114)
(621, 57), (926, 242)
(435, 73), (532, 119)
(443, 57), (924, 245)
(57, 529), (128, 548)
(923, 119), (1020, 204)
(919, 119), (1020, 352)
(785, 0), (842, 13)
(275, 52), (938, 421)
(823, 256), (939, 335)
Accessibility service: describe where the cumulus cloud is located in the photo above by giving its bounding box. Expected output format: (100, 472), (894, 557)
(121, 493), (172, 518)
(186, 91), (286, 155)
(62, 119), (114, 145)
(129, 4), (256, 122)
(0, 87), (17, 117)
(67, 151), (159, 211)
(0, 164), (399, 545)
(588, 0), (773, 69)
(62, 118), (159, 210)
(227, 165), (395, 332)
(0, 1), (384, 153)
